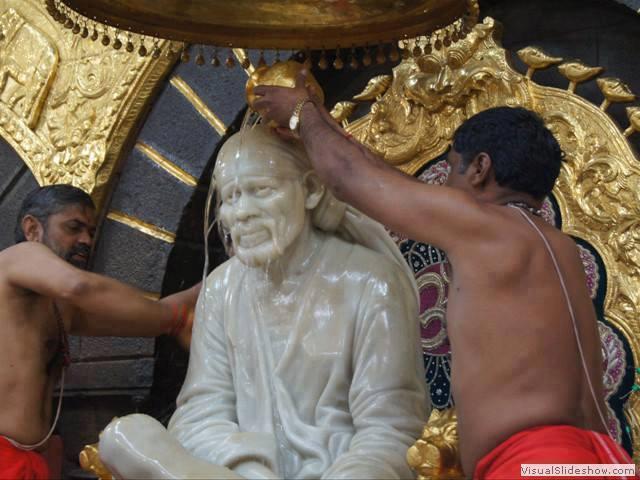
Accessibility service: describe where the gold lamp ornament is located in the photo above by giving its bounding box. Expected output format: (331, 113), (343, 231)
(44, 0), (480, 70)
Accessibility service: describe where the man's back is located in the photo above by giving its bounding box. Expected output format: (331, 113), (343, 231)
(448, 205), (605, 474)
(0, 245), (65, 447)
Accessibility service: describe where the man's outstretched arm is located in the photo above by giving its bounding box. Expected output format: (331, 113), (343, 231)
(1, 242), (197, 345)
(253, 71), (496, 253)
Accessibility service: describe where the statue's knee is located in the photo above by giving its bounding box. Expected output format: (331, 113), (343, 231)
(100, 415), (166, 462)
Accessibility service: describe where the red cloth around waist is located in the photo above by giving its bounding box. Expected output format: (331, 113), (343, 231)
(474, 425), (636, 480)
(0, 436), (50, 480)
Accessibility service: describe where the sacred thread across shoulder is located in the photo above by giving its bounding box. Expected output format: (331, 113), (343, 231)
(508, 205), (629, 463)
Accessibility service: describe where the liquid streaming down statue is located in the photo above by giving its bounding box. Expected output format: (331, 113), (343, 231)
(99, 124), (429, 479)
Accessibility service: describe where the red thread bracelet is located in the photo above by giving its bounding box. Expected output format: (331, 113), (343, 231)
(168, 304), (188, 337)
(166, 303), (178, 335)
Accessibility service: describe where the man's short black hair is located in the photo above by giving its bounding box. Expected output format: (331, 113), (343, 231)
(452, 106), (564, 199)
(15, 184), (95, 243)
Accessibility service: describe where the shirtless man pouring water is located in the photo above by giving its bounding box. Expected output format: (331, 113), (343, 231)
(253, 72), (636, 478)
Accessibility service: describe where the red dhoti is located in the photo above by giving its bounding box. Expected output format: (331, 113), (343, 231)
(474, 425), (637, 479)
(0, 437), (50, 480)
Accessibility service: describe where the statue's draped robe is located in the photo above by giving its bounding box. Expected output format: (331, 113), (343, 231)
(169, 235), (428, 479)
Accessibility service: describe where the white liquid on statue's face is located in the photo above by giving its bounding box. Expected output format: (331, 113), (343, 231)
(219, 174), (306, 268)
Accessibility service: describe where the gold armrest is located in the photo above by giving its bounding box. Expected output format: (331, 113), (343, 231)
(407, 408), (464, 480)
(79, 442), (113, 480)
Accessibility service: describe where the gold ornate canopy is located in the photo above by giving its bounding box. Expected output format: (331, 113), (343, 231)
(51, 0), (469, 50)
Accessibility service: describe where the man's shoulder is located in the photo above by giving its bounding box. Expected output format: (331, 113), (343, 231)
(1, 241), (50, 256)
(0, 242), (22, 259)
(0, 242), (43, 268)
(0, 243), (48, 294)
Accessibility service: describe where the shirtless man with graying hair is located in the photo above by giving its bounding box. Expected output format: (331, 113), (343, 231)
(253, 72), (636, 479)
(0, 184), (198, 479)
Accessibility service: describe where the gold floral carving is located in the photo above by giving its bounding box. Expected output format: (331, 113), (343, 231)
(0, 0), (177, 208)
(348, 18), (533, 173)
(79, 442), (112, 480)
(406, 408), (464, 480)
(344, 15), (640, 468)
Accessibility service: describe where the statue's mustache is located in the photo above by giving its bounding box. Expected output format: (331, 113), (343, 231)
(231, 218), (278, 243)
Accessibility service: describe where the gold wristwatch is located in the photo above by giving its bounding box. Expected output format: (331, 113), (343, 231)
(289, 98), (313, 134)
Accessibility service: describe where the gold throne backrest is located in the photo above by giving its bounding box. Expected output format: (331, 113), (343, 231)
(341, 15), (640, 472)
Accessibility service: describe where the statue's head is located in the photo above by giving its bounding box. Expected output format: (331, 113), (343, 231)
(214, 125), (331, 268)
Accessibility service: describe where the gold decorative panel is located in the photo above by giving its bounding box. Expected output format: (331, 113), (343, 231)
(0, 0), (176, 208)
(342, 15), (640, 469)
(347, 18), (534, 173)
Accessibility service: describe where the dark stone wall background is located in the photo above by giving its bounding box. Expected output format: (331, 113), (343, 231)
(0, 138), (39, 248)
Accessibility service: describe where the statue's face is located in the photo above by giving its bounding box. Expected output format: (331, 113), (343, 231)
(219, 175), (306, 267)
(217, 146), (307, 268)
